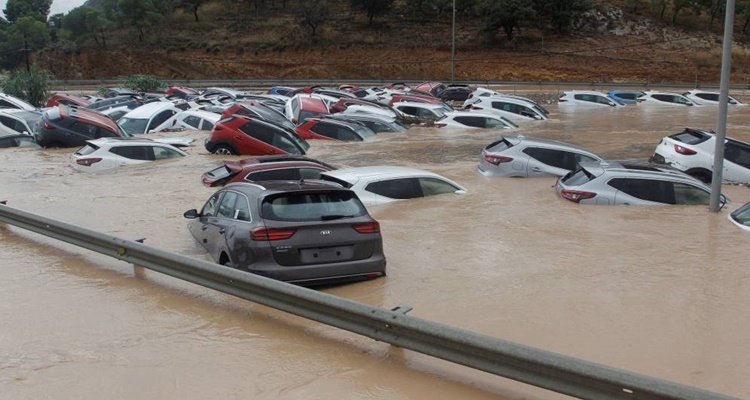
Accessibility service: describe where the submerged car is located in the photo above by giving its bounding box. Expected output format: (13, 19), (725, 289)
(320, 166), (467, 206)
(295, 117), (376, 141)
(467, 96), (548, 122)
(201, 155), (336, 187)
(183, 181), (386, 285)
(478, 135), (602, 177)
(205, 115), (310, 156)
(71, 138), (187, 172)
(117, 102), (188, 135)
(729, 201), (750, 231)
(0, 128), (38, 148)
(607, 90), (645, 104)
(326, 113), (407, 133)
(0, 109), (42, 135)
(0, 93), (36, 111)
(45, 93), (91, 108)
(650, 128), (750, 184)
(636, 91), (699, 106)
(555, 160), (726, 206)
(433, 111), (517, 129)
(392, 102), (447, 119)
(35, 105), (127, 148)
(558, 90), (623, 107)
(682, 89), (745, 106)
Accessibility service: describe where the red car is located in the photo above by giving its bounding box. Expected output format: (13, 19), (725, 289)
(204, 115), (310, 156)
(45, 93), (91, 108)
(329, 98), (393, 113)
(165, 87), (198, 99)
(412, 81), (447, 97)
(388, 93), (443, 106)
(201, 155), (337, 187)
(294, 118), (376, 141)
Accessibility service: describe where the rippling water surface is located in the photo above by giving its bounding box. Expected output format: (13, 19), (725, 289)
(2, 102), (750, 399)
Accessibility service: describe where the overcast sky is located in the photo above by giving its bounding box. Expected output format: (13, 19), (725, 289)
(0, 0), (87, 18)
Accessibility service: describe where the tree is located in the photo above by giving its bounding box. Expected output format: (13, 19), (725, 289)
(114, 0), (165, 41)
(85, 8), (108, 46)
(349, 0), (393, 26)
(651, 0), (668, 20)
(534, 0), (592, 33)
(121, 74), (165, 92)
(61, 6), (89, 38)
(1, 65), (51, 107)
(671, 0), (698, 25)
(475, 0), (535, 41)
(739, 0), (750, 33)
(4, 0), (52, 23)
(296, 0), (330, 36)
(178, 0), (204, 22)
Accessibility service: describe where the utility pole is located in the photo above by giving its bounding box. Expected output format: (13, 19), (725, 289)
(451, 0), (456, 83)
(710, 0), (735, 212)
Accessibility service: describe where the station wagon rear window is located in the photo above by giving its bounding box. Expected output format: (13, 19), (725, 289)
(670, 129), (711, 145)
(561, 167), (595, 185)
(261, 191), (367, 221)
(485, 137), (514, 151)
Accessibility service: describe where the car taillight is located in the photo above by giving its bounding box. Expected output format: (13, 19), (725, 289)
(484, 154), (512, 165)
(250, 227), (296, 240)
(434, 123), (447, 128)
(352, 221), (380, 234)
(674, 144), (696, 155)
(43, 121), (53, 129)
(560, 190), (596, 203)
(75, 157), (102, 166)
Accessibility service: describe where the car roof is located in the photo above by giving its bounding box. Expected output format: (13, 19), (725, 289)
(562, 90), (610, 95)
(224, 180), (344, 195)
(224, 155), (334, 169)
(59, 106), (119, 132)
(180, 109), (220, 120)
(393, 101), (444, 109)
(445, 110), (501, 119)
(123, 102), (177, 118)
(322, 166), (450, 183)
(580, 160), (705, 183)
(505, 135), (599, 154)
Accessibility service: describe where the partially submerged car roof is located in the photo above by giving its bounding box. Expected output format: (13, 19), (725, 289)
(224, 180), (344, 194)
(59, 105), (121, 133)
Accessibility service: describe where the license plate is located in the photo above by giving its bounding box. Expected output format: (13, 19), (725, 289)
(300, 246), (354, 264)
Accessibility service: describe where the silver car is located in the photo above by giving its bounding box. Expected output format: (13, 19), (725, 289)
(555, 160), (727, 206)
(478, 135), (602, 178)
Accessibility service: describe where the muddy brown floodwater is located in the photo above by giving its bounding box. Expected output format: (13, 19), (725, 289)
(2, 102), (750, 400)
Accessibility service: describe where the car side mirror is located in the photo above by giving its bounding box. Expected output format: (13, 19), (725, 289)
(184, 209), (200, 219)
(719, 195), (729, 210)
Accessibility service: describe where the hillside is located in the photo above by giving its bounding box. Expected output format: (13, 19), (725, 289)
(33, 1), (750, 84)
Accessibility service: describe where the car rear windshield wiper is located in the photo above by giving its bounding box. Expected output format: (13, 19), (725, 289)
(320, 214), (355, 221)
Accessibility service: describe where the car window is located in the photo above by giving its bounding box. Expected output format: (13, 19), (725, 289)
(183, 115), (201, 129)
(69, 121), (99, 137)
(241, 122), (300, 154)
(300, 168), (325, 179)
(310, 121), (338, 139)
(148, 110), (177, 131)
(454, 116), (483, 128)
(365, 178), (421, 199)
(419, 178), (459, 196)
(154, 146), (183, 160)
(673, 183), (710, 205)
(484, 117), (508, 129)
(201, 192), (223, 216)
(697, 93), (719, 101)
(523, 147), (581, 170)
(234, 194), (251, 221)
(217, 191), (238, 219)
(336, 127), (360, 141)
(245, 168), (300, 181)
(261, 191), (367, 221)
(724, 140), (750, 169)
(609, 178), (675, 203)
(652, 94), (672, 102)
(617, 93), (638, 100)
(110, 145), (153, 160)
(96, 127), (118, 138)
(0, 99), (18, 108)
(202, 121), (214, 130)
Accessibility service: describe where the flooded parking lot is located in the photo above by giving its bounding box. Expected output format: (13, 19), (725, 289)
(2, 103), (750, 399)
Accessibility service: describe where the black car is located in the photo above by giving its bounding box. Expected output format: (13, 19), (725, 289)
(184, 181), (386, 285)
(326, 113), (408, 133)
(34, 105), (127, 148)
(438, 86), (473, 102)
(0, 131), (38, 148)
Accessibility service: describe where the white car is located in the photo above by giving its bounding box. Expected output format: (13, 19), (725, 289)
(434, 111), (517, 129)
(341, 104), (400, 119)
(651, 127), (750, 184)
(462, 87), (537, 109)
(0, 92), (36, 111)
(682, 89), (745, 106)
(392, 101), (447, 119)
(164, 109), (220, 131)
(0, 109), (41, 135)
(636, 91), (700, 106)
(118, 102), (192, 135)
(466, 96), (548, 122)
(558, 90), (623, 107)
(320, 166), (467, 207)
(729, 201), (750, 231)
(71, 138), (188, 172)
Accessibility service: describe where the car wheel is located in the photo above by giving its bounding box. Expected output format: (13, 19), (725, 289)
(213, 145), (236, 155)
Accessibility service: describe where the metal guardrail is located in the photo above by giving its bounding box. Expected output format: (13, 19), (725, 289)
(48, 78), (750, 92)
(0, 202), (742, 400)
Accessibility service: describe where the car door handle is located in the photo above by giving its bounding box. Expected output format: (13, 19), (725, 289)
(201, 225), (208, 231)
(531, 167), (542, 172)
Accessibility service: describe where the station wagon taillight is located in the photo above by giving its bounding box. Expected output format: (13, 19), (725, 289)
(352, 221), (380, 234)
(250, 227), (296, 240)
(674, 144), (697, 155)
(484, 154), (513, 165)
(560, 190), (596, 203)
(76, 157), (102, 166)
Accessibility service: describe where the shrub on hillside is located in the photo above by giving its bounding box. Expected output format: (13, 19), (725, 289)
(121, 74), (166, 93)
(1, 66), (51, 107)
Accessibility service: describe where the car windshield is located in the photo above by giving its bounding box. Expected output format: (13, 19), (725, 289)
(251, 106), (294, 129)
(16, 111), (40, 126)
(261, 190), (367, 221)
(731, 202), (750, 225)
(118, 117), (148, 135)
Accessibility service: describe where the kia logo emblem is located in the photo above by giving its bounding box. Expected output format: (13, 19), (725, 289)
(320, 230), (332, 235)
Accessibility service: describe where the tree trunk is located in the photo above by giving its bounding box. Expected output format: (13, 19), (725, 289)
(193, 7), (199, 22)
